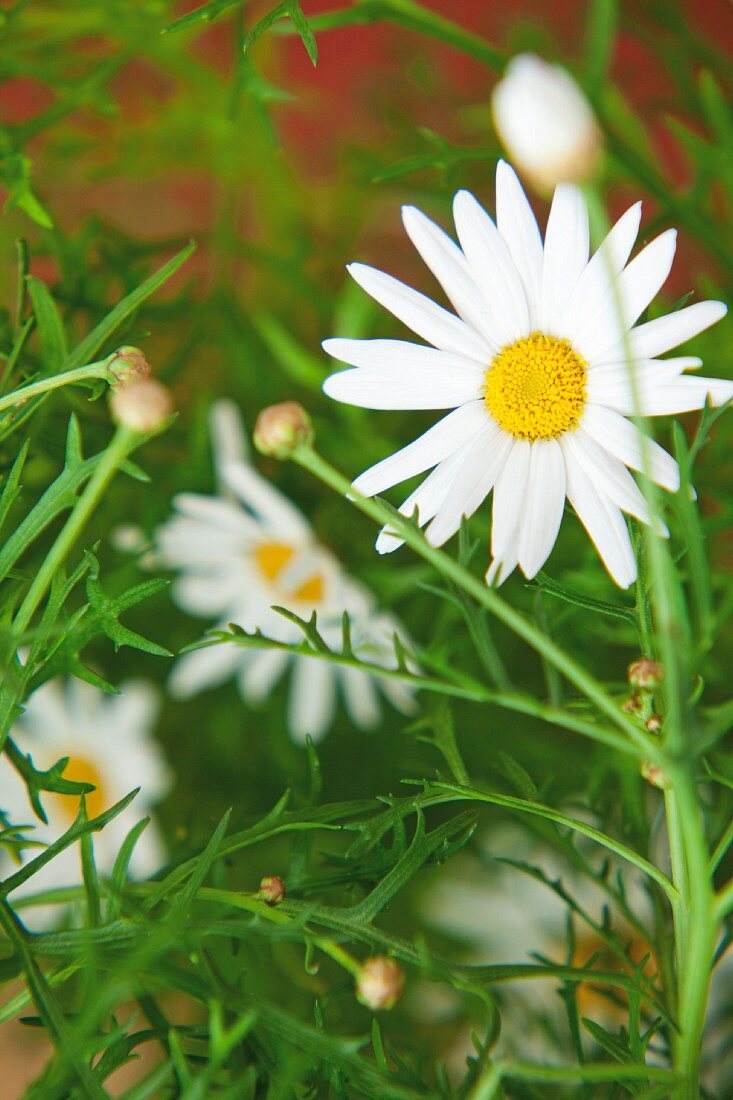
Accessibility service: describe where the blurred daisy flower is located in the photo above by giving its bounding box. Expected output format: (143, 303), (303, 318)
(422, 826), (732, 1086)
(157, 400), (415, 743)
(323, 160), (731, 588)
(0, 678), (169, 929)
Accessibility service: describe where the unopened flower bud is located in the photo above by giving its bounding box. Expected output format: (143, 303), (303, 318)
(491, 53), (602, 193)
(258, 875), (285, 907)
(641, 762), (671, 790)
(356, 956), (404, 1011)
(106, 345), (152, 384)
(621, 694), (642, 715)
(109, 378), (173, 432)
(254, 402), (314, 459)
(628, 658), (664, 693)
(645, 714), (663, 735)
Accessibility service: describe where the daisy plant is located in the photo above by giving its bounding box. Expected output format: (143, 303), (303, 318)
(1, 3), (733, 1099)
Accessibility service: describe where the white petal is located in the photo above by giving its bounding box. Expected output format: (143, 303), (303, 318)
(400, 206), (497, 346)
(209, 398), (249, 471)
(453, 190), (530, 347)
(630, 377), (733, 416)
(562, 441), (636, 587)
(322, 338), (483, 375)
(603, 300), (727, 363)
(375, 444), (472, 554)
(221, 460), (310, 539)
(540, 184), (589, 333)
(584, 229), (677, 364)
(170, 494), (254, 534)
(352, 401), (488, 497)
(425, 423), (511, 547)
(341, 666), (382, 729)
(562, 202), (642, 337)
(565, 431), (667, 534)
(491, 439), (532, 565)
(586, 358), (701, 409)
(588, 368), (733, 417)
(322, 365), (482, 410)
(288, 657), (335, 743)
(347, 262), (491, 361)
(238, 648), (288, 702)
(517, 439), (566, 577)
(168, 645), (243, 700)
(171, 573), (241, 618)
(581, 404), (679, 491)
(495, 160), (544, 325)
(615, 229), (677, 330)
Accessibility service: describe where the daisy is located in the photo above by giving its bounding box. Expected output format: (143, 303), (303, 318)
(421, 825), (656, 1061)
(157, 400), (415, 743)
(323, 160), (731, 587)
(0, 677), (170, 929)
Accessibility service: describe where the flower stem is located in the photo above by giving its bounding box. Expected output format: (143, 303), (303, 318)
(0, 361), (113, 415)
(666, 768), (715, 1098)
(292, 445), (664, 766)
(13, 427), (137, 635)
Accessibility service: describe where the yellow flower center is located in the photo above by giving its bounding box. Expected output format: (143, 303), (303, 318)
(50, 756), (106, 823)
(484, 332), (587, 441)
(254, 542), (324, 607)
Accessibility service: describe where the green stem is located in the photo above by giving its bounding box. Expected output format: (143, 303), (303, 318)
(0, 361), (113, 415)
(292, 445), (665, 767)
(667, 769), (716, 1098)
(12, 426), (136, 635)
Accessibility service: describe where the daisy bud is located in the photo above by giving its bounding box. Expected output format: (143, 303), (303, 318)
(254, 402), (314, 460)
(641, 761), (671, 791)
(621, 694), (642, 715)
(645, 714), (663, 735)
(355, 956), (404, 1011)
(105, 345), (152, 385)
(258, 875), (286, 907)
(491, 53), (602, 192)
(109, 378), (173, 432)
(628, 658), (664, 693)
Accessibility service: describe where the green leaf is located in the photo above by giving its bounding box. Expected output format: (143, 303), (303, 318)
(164, 0), (241, 33)
(288, 1), (318, 65)
(26, 276), (68, 372)
(0, 152), (53, 228)
(583, 0), (618, 98)
(407, 779), (678, 901)
(64, 242), (196, 371)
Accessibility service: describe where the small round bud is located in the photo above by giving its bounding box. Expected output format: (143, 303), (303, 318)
(621, 694), (642, 715)
(106, 345), (152, 384)
(254, 402), (314, 459)
(645, 714), (663, 735)
(109, 378), (173, 432)
(491, 53), (602, 193)
(641, 762), (671, 791)
(356, 956), (404, 1011)
(628, 659), (664, 693)
(258, 875), (286, 907)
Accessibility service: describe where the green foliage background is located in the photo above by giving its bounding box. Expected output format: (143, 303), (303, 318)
(0, 1), (731, 1096)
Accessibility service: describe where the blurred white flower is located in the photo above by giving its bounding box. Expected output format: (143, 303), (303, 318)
(323, 160), (731, 587)
(0, 678), (170, 929)
(421, 826), (656, 1062)
(157, 400), (415, 743)
(491, 54), (602, 192)
(424, 829), (733, 1088)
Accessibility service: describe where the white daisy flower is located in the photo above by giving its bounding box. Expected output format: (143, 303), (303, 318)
(323, 161), (731, 588)
(157, 400), (415, 743)
(0, 678), (170, 929)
